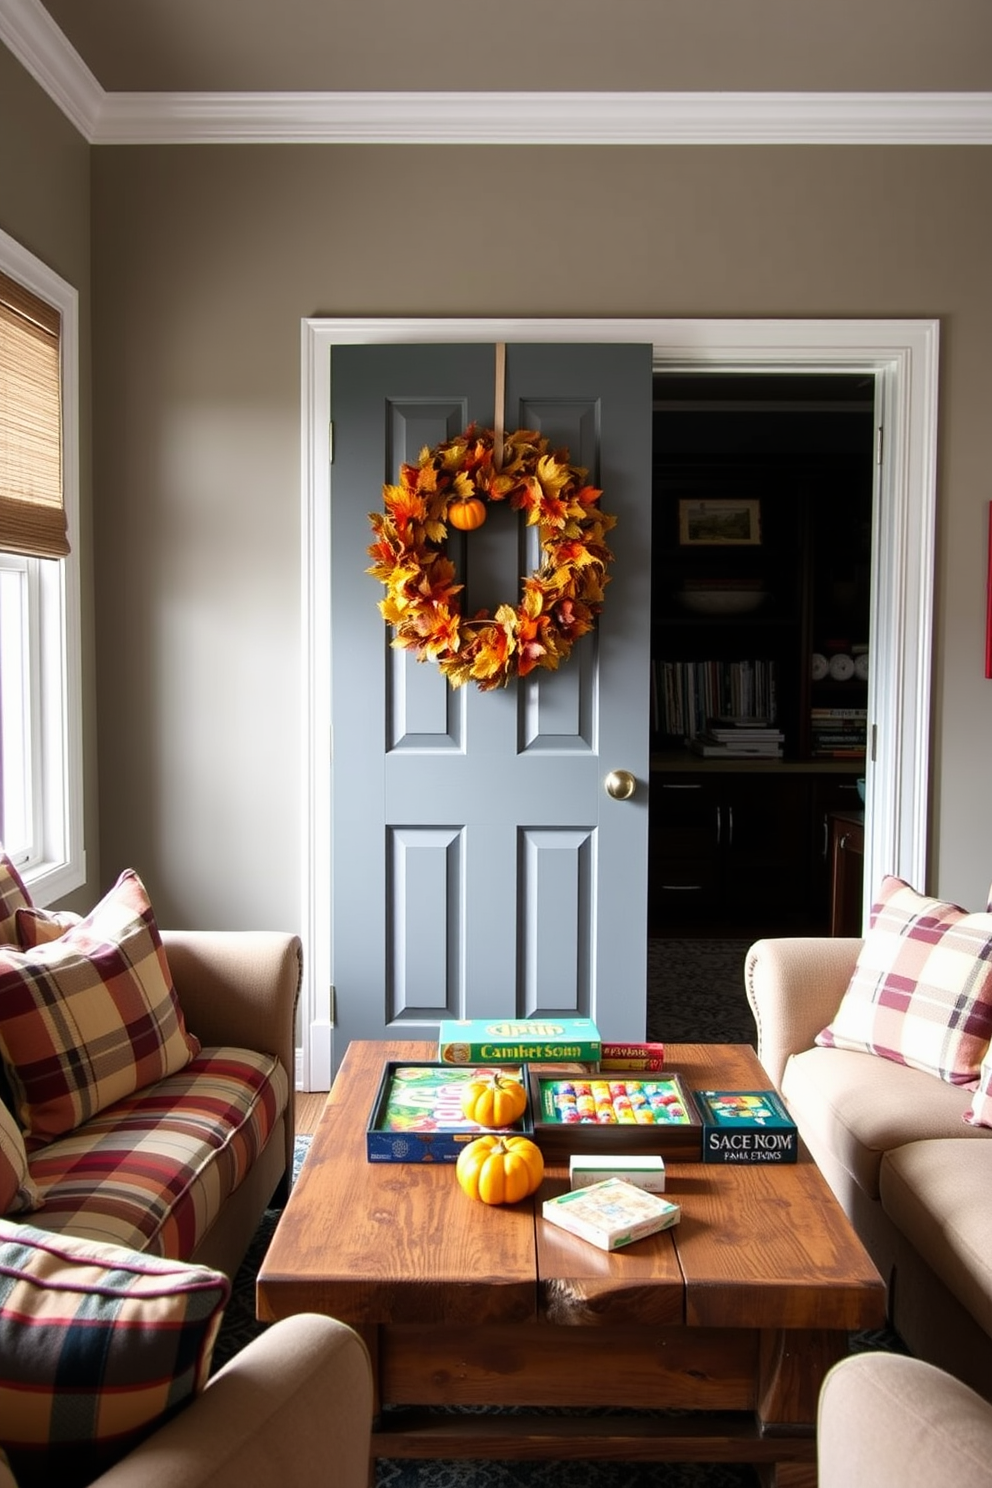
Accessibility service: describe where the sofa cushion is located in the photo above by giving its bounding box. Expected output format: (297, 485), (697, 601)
(0, 869), (200, 1146)
(782, 1044), (986, 1200)
(815, 876), (992, 1086)
(25, 1047), (288, 1258)
(880, 1138), (992, 1343)
(0, 851), (30, 948)
(0, 1219), (229, 1488)
(0, 1104), (39, 1218)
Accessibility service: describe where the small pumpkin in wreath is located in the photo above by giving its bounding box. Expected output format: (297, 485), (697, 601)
(455, 1134), (545, 1205)
(446, 493), (487, 531)
(460, 1072), (528, 1129)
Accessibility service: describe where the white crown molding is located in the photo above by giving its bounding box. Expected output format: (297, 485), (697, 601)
(3, 0), (992, 145)
(92, 89), (992, 146)
(0, 0), (103, 137)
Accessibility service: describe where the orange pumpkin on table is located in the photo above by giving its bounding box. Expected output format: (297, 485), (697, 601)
(447, 495), (487, 531)
(455, 1134), (545, 1205)
(460, 1072), (528, 1129)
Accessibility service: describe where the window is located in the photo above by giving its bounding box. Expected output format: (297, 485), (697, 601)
(0, 228), (83, 901)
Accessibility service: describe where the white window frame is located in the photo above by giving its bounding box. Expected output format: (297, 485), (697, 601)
(0, 227), (84, 903)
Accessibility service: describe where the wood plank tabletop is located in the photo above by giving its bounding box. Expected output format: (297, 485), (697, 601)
(652, 1044), (886, 1332)
(257, 1038), (885, 1337)
(257, 1038), (539, 1326)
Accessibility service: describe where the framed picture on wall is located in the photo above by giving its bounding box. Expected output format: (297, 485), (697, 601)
(678, 498), (761, 547)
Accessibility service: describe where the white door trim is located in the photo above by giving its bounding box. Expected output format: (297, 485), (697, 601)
(299, 316), (938, 1090)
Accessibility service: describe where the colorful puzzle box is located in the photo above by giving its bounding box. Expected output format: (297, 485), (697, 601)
(366, 1062), (533, 1163)
(527, 1070), (702, 1160)
(542, 1178), (681, 1251)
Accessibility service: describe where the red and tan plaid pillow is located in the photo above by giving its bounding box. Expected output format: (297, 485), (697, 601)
(14, 907), (83, 948)
(0, 870), (200, 1145)
(0, 1220), (229, 1488)
(816, 875), (992, 1085)
(0, 1103), (40, 1216)
(0, 850), (31, 948)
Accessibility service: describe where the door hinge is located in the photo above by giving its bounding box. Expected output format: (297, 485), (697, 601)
(328, 421), (334, 464)
(329, 984), (336, 1023)
(876, 424), (883, 466)
(870, 723), (878, 763)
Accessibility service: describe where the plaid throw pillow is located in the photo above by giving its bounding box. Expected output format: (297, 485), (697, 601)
(0, 1220), (229, 1488)
(816, 875), (992, 1085)
(0, 1104), (39, 1217)
(14, 907), (84, 948)
(0, 870), (200, 1145)
(0, 851), (31, 948)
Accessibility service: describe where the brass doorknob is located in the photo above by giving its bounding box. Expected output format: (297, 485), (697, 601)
(605, 769), (637, 800)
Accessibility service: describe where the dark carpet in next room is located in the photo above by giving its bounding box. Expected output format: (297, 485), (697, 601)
(646, 937), (756, 1046)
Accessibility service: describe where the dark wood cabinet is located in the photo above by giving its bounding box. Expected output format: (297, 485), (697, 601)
(829, 809), (865, 936)
(650, 768), (813, 933)
(811, 774), (865, 918)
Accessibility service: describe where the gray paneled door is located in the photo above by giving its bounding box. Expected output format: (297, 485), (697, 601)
(329, 342), (652, 1069)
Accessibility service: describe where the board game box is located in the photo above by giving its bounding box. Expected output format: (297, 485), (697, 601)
(527, 1069), (702, 1160)
(366, 1062), (533, 1163)
(600, 1042), (665, 1072)
(693, 1089), (798, 1164)
(542, 1178), (681, 1251)
(569, 1153), (666, 1193)
(438, 1017), (601, 1066)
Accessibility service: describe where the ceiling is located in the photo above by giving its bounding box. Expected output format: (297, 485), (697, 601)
(4, 0), (992, 144)
(25, 0), (992, 96)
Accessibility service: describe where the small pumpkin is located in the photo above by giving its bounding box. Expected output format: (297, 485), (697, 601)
(460, 1072), (528, 1129)
(447, 494), (487, 531)
(455, 1135), (545, 1205)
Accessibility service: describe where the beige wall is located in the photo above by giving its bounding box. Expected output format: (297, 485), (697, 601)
(90, 144), (992, 928)
(6, 38), (992, 931)
(0, 46), (99, 912)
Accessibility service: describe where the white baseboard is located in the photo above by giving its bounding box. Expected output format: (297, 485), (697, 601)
(305, 1020), (334, 1092)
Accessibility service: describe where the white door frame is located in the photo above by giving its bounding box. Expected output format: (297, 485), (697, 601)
(300, 316), (939, 1091)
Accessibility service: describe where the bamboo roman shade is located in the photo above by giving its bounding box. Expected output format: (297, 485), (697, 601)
(0, 268), (68, 559)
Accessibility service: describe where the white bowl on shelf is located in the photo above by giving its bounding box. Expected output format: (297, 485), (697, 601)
(677, 589), (768, 617)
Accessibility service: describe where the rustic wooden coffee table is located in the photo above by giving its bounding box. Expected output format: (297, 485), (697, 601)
(257, 1040), (885, 1487)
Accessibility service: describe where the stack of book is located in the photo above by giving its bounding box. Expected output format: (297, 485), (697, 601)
(653, 660), (778, 741)
(688, 719), (784, 759)
(810, 707), (867, 759)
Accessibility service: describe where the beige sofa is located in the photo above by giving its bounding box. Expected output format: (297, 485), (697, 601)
(819, 1352), (992, 1488)
(18, 928), (302, 1282)
(0, 1314), (373, 1488)
(745, 935), (992, 1401)
(158, 927), (300, 1277)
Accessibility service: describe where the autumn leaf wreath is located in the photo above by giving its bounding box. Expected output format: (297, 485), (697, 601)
(367, 425), (617, 691)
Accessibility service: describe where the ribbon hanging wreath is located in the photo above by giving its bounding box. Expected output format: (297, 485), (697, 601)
(366, 425), (617, 691)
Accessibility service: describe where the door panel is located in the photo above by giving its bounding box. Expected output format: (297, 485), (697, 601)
(330, 342), (652, 1067)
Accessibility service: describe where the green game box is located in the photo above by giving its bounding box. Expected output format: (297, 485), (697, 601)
(366, 1061), (533, 1164)
(437, 1017), (601, 1066)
